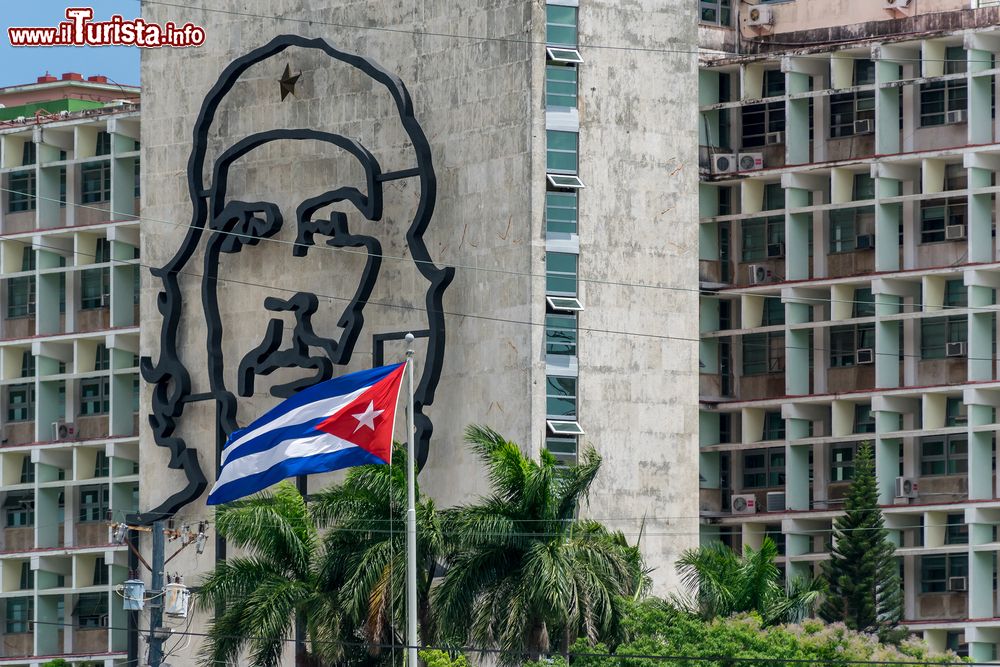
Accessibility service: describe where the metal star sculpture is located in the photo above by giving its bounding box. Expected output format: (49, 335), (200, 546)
(278, 63), (301, 101)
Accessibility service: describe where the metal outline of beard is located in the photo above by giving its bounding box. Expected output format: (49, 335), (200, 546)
(133, 35), (454, 525)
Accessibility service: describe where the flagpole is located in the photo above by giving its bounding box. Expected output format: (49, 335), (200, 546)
(404, 333), (418, 667)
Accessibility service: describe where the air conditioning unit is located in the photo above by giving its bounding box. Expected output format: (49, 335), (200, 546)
(746, 5), (774, 26)
(748, 264), (773, 285)
(945, 224), (967, 240)
(731, 494), (758, 515)
(766, 242), (785, 258)
(13, 116), (26, 123)
(856, 348), (875, 364)
(737, 152), (764, 171)
(946, 109), (967, 124)
(948, 576), (968, 592)
(766, 491), (786, 512)
(854, 119), (874, 134)
(895, 476), (918, 499)
(51, 420), (76, 441)
(946, 341), (967, 357)
(711, 153), (736, 175)
(765, 131), (785, 145)
(883, 0), (912, 7)
(856, 234), (875, 250)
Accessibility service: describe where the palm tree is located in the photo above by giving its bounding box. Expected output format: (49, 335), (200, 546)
(671, 537), (820, 625)
(434, 425), (646, 665)
(195, 449), (441, 667)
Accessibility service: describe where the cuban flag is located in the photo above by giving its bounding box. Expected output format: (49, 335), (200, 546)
(206, 363), (406, 505)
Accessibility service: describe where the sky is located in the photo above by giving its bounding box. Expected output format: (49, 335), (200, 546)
(0, 1), (141, 88)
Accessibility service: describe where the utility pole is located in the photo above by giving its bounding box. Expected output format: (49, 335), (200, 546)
(405, 334), (418, 667)
(148, 520), (166, 667)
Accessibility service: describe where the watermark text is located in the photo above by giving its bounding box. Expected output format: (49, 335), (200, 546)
(8, 7), (205, 48)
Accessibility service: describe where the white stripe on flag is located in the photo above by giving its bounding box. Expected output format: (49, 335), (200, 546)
(220, 385), (369, 466)
(214, 431), (359, 490)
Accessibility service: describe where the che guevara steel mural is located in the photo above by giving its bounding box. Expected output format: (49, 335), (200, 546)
(136, 35), (454, 523)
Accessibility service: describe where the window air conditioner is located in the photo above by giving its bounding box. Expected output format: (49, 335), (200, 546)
(766, 491), (786, 513)
(945, 224), (967, 241)
(945, 109), (967, 124)
(856, 348), (875, 364)
(766, 242), (785, 258)
(856, 234), (875, 250)
(738, 152), (764, 171)
(946, 341), (967, 357)
(746, 5), (774, 26)
(731, 494), (758, 515)
(712, 153), (736, 175)
(894, 476), (918, 499)
(765, 131), (785, 145)
(948, 576), (968, 592)
(748, 264), (773, 285)
(853, 119), (874, 134)
(883, 0), (912, 7)
(52, 420), (76, 441)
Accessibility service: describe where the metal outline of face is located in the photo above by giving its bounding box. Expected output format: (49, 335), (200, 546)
(134, 35), (454, 524)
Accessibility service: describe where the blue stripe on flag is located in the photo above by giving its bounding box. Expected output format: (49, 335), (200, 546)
(222, 417), (329, 466)
(206, 446), (387, 505)
(224, 363), (404, 447)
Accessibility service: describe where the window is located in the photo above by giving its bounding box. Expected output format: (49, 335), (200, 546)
(134, 158), (141, 198)
(80, 378), (110, 416)
(920, 316), (966, 359)
(81, 161), (111, 203)
(18, 457), (34, 484)
(763, 411), (785, 440)
(21, 142), (36, 166)
(854, 404), (876, 433)
(59, 166), (67, 206)
(920, 199), (966, 243)
(920, 435), (968, 475)
(741, 70), (785, 148)
(5, 493), (33, 527)
(853, 173), (875, 200)
(95, 131), (112, 156)
(7, 275), (35, 318)
(546, 65), (577, 109)
(546, 436), (577, 466)
(75, 592), (108, 628)
(740, 216), (783, 261)
(700, 0), (731, 25)
(828, 207), (874, 253)
(546, 130), (578, 174)
(944, 279), (967, 308)
(7, 385), (34, 422)
(81, 239), (111, 309)
(5, 597), (32, 633)
(742, 447), (784, 488)
(546, 252), (577, 296)
(763, 183), (784, 211)
(79, 485), (109, 522)
(7, 170), (36, 213)
(946, 513), (969, 545)
(946, 631), (969, 658)
(920, 553), (967, 592)
(742, 332), (784, 375)
(546, 191), (577, 235)
(93, 556), (108, 585)
(831, 443), (856, 482)
(94, 344), (110, 371)
(18, 563), (32, 590)
(829, 323), (875, 367)
(545, 5), (577, 46)
(853, 288), (876, 318)
(920, 47), (967, 127)
(830, 60), (875, 138)
(94, 451), (110, 478)
(761, 297), (784, 326)
(545, 313), (577, 357)
(546, 375), (576, 418)
(946, 397), (968, 426)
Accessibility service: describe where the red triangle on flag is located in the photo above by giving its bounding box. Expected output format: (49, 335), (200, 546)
(314, 364), (405, 464)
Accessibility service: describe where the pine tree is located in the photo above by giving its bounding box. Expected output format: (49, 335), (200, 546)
(820, 442), (904, 637)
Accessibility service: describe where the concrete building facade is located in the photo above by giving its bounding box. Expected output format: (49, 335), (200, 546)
(136, 0), (699, 662)
(0, 75), (140, 666)
(699, 0), (1000, 660)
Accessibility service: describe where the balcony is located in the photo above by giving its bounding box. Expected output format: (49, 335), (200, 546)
(0, 632), (32, 658)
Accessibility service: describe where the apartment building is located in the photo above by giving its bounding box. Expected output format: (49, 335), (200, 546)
(698, 0), (1000, 660)
(0, 74), (140, 666)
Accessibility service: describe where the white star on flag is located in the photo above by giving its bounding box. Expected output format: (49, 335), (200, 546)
(351, 400), (385, 432)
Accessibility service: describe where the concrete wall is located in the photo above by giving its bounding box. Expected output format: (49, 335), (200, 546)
(140, 0), (699, 660)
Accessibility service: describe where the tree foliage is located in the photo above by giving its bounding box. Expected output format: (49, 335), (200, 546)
(671, 537), (821, 625)
(434, 425), (646, 665)
(819, 442), (903, 637)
